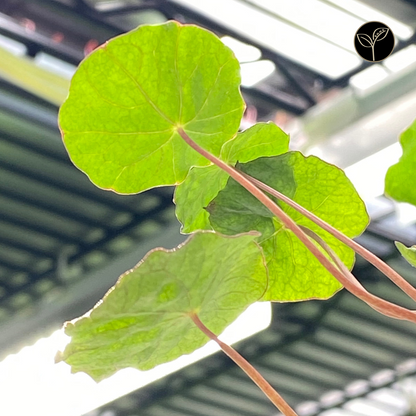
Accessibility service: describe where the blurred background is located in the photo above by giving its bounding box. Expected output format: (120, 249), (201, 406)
(1, 1), (416, 415)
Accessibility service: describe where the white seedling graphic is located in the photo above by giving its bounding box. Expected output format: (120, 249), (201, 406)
(357, 27), (389, 61)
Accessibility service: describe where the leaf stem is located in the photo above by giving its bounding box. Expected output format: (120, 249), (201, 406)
(299, 226), (404, 319)
(189, 312), (299, 416)
(178, 128), (416, 324)
(240, 171), (416, 304)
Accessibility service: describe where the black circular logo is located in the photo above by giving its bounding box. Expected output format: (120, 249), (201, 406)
(354, 21), (395, 62)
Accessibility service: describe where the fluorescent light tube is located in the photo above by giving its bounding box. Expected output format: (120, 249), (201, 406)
(326, 0), (414, 40)
(172, 0), (361, 78)
(344, 143), (401, 201)
(240, 60), (275, 86)
(248, 0), (364, 53)
(383, 45), (416, 73)
(221, 36), (262, 62)
(0, 34), (26, 56)
(350, 64), (389, 91)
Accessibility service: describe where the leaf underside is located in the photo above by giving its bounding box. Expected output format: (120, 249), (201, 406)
(59, 21), (245, 194)
(57, 232), (267, 381)
(207, 152), (369, 301)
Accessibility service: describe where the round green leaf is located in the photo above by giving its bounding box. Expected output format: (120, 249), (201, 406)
(207, 152), (369, 301)
(385, 119), (416, 206)
(57, 232), (267, 381)
(174, 122), (289, 232)
(59, 21), (244, 194)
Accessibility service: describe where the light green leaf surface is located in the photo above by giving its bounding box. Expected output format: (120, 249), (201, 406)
(57, 232), (267, 382)
(175, 122), (289, 232)
(395, 241), (416, 268)
(220, 122), (289, 164)
(208, 152), (369, 301)
(385, 120), (416, 206)
(174, 165), (229, 233)
(59, 21), (244, 194)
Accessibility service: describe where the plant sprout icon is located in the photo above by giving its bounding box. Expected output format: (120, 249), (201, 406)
(357, 27), (389, 61)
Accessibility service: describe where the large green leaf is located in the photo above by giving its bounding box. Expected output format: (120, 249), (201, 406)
(395, 241), (416, 268)
(385, 119), (416, 206)
(59, 21), (244, 194)
(174, 122), (289, 232)
(207, 152), (369, 301)
(56, 232), (267, 381)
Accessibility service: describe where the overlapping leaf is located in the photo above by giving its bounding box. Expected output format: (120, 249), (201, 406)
(59, 21), (244, 194)
(56, 232), (267, 381)
(207, 152), (369, 301)
(174, 122), (289, 232)
(385, 119), (416, 206)
(395, 241), (416, 268)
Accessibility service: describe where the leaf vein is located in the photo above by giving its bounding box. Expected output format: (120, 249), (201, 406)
(103, 48), (175, 125)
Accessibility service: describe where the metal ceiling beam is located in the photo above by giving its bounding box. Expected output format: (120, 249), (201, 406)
(0, 235), (52, 259)
(0, 12), (82, 64)
(0, 130), (68, 163)
(97, 1), (163, 16)
(0, 158), (144, 216)
(0, 257), (33, 274)
(0, 84), (59, 131)
(241, 86), (306, 115)
(0, 187), (112, 229)
(0, 210), (81, 244)
(0, 0), (121, 60)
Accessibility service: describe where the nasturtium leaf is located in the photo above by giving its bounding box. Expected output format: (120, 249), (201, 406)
(59, 21), (245, 194)
(385, 119), (416, 207)
(208, 152), (369, 301)
(220, 122), (289, 165)
(174, 165), (229, 233)
(174, 122), (289, 232)
(57, 232), (267, 382)
(395, 241), (416, 268)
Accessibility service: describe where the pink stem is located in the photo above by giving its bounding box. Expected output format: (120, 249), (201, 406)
(189, 312), (299, 416)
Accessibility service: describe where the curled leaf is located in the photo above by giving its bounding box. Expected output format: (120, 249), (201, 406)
(357, 33), (373, 47)
(395, 241), (416, 268)
(57, 232), (268, 381)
